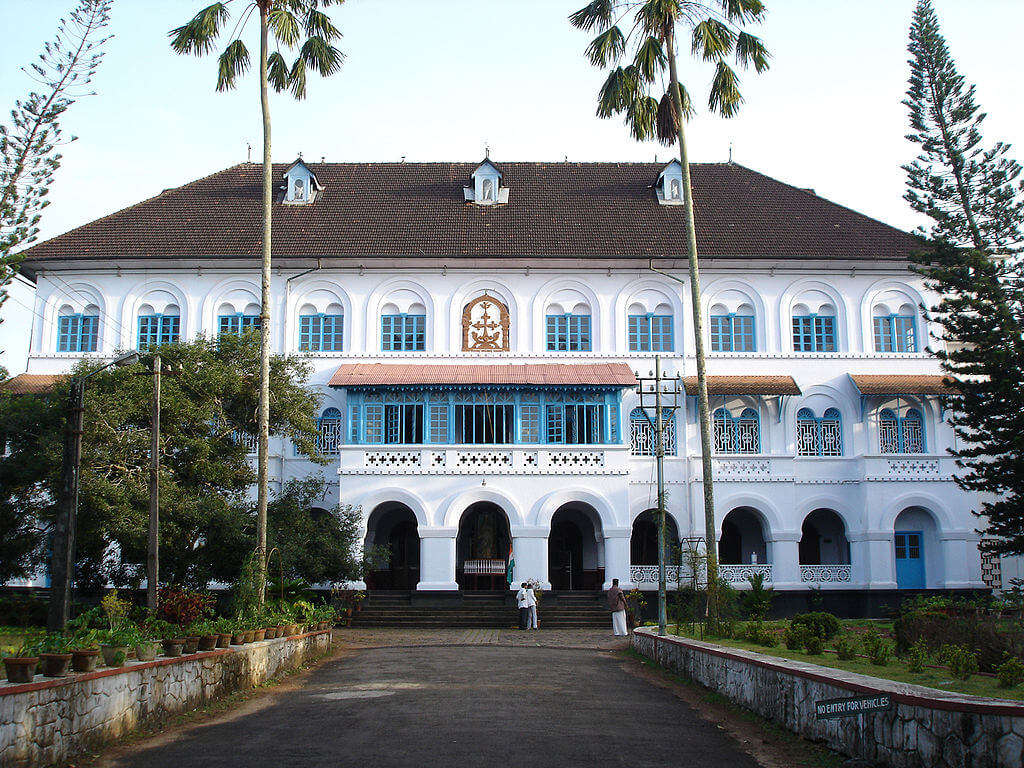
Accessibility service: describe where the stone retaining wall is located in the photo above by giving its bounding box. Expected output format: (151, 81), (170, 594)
(1, 630), (332, 768)
(632, 629), (1024, 768)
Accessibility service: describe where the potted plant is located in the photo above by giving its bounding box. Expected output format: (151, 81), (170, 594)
(150, 620), (185, 657)
(36, 634), (75, 678)
(100, 627), (136, 668)
(213, 618), (233, 648)
(66, 607), (103, 672)
(135, 627), (160, 662)
(190, 620), (219, 651)
(3, 639), (40, 683)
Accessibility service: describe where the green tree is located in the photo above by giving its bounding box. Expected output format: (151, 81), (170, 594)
(904, 0), (1024, 555)
(170, 0), (346, 602)
(0, 0), (112, 351)
(570, 0), (769, 617)
(0, 332), (327, 587)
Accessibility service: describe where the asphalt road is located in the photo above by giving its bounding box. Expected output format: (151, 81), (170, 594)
(109, 646), (764, 768)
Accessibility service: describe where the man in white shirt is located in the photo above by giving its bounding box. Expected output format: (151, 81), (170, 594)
(516, 582), (531, 629)
(526, 585), (538, 630)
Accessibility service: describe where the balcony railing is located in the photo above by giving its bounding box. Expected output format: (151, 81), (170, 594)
(629, 563), (773, 587)
(799, 564), (852, 583)
(338, 444), (630, 475)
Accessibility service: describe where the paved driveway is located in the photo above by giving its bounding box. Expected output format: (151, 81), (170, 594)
(108, 643), (764, 768)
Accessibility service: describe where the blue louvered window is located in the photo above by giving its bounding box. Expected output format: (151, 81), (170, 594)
(879, 408), (925, 454)
(710, 314), (755, 352)
(797, 407), (843, 456)
(218, 313), (260, 338)
(628, 314), (673, 352)
(546, 314), (592, 351)
(137, 315), (180, 350)
(792, 314), (836, 352)
(299, 314), (344, 352)
(873, 315), (917, 353)
(58, 314), (99, 353)
(381, 314), (426, 351)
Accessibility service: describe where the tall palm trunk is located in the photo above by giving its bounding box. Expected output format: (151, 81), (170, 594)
(666, 28), (718, 612)
(256, 1), (273, 605)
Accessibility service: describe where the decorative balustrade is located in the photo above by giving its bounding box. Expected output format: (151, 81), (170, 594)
(713, 457), (774, 480)
(719, 564), (773, 584)
(799, 564), (852, 583)
(629, 563), (773, 587)
(339, 445), (628, 475)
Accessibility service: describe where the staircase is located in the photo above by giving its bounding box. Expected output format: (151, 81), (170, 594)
(349, 591), (610, 629)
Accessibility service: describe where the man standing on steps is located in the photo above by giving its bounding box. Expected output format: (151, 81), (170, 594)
(607, 579), (628, 637)
(516, 582), (531, 630)
(526, 583), (538, 630)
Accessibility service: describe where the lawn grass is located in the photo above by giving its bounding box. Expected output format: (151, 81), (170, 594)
(665, 623), (1024, 701)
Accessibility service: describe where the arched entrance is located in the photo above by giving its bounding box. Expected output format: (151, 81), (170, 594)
(799, 509), (850, 565)
(630, 510), (680, 566)
(456, 502), (512, 590)
(548, 503), (604, 591)
(719, 507), (768, 565)
(894, 506), (943, 589)
(364, 503), (420, 590)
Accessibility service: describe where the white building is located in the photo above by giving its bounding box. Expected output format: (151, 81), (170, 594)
(11, 158), (991, 601)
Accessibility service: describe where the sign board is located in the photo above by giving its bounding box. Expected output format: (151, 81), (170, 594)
(814, 694), (892, 719)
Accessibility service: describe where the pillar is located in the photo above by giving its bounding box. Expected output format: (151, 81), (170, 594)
(848, 531), (896, 589)
(416, 527), (458, 591)
(769, 531), (801, 588)
(603, 527), (633, 589)
(940, 532), (983, 589)
(511, 526), (550, 590)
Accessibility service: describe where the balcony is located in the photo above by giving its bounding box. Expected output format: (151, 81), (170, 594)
(338, 444), (631, 476)
(629, 563), (773, 588)
(799, 564), (852, 584)
(683, 455), (957, 484)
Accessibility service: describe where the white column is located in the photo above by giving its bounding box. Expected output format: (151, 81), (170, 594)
(417, 527), (458, 591)
(940, 532), (984, 589)
(511, 525), (550, 590)
(848, 531), (896, 589)
(769, 531), (801, 588)
(603, 526), (633, 589)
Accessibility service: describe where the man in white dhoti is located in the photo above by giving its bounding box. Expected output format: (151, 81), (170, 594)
(526, 584), (538, 630)
(607, 578), (628, 636)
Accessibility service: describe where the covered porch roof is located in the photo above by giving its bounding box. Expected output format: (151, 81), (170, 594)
(848, 374), (954, 396)
(328, 363), (637, 388)
(680, 375), (801, 396)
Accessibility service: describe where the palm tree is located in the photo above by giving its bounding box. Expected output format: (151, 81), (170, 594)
(570, 0), (769, 617)
(170, 0), (345, 603)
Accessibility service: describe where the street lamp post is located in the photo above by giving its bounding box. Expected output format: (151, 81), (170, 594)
(48, 352), (139, 632)
(636, 358), (683, 637)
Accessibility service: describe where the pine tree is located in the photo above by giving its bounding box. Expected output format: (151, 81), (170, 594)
(905, 0), (1024, 555)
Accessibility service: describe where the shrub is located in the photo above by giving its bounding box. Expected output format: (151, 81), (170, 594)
(157, 587), (215, 627)
(784, 625), (809, 650)
(743, 573), (775, 621)
(790, 612), (840, 640)
(833, 634), (859, 661)
(804, 634), (823, 655)
(941, 644), (979, 681)
(744, 621), (778, 648)
(906, 640), (930, 673)
(995, 656), (1024, 689)
(863, 630), (893, 666)
(100, 590), (131, 632)
(893, 608), (1022, 672)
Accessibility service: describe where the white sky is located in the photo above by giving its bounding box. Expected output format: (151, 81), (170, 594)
(1, 0), (1022, 373)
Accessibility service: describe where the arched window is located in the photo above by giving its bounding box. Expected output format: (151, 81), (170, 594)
(879, 408), (925, 454)
(57, 306), (100, 353)
(872, 301), (918, 353)
(545, 305), (592, 351)
(713, 408), (760, 454)
(137, 306), (180, 350)
(629, 407), (676, 456)
(797, 407), (843, 456)
(482, 178), (494, 201)
(669, 178), (681, 200)
(317, 407), (343, 455)
(627, 312), (673, 352)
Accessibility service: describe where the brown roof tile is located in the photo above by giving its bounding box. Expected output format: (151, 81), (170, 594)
(848, 374), (953, 395)
(680, 375), (801, 396)
(1, 374), (63, 394)
(19, 162), (925, 265)
(328, 363), (637, 388)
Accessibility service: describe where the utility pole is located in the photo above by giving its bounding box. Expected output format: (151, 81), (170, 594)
(48, 353), (139, 632)
(637, 357), (683, 637)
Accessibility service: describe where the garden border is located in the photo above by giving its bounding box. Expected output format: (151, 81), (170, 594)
(632, 628), (1024, 767)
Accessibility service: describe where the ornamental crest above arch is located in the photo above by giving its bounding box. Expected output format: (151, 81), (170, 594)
(462, 293), (510, 352)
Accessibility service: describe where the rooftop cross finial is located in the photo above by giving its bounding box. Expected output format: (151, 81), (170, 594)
(484, 142), (490, 159)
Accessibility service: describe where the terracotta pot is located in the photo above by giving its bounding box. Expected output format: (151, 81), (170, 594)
(198, 635), (218, 651)
(243, 630), (255, 643)
(275, 625), (287, 638)
(182, 637), (200, 654)
(253, 628), (266, 642)
(3, 657), (39, 683)
(217, 633), (232, 648)
(231, 632), (245, 645)
(162, 639), (185, 657)
(71, 649), (101, 673)
(135, 642), (159, 662)
(101, 645), (129, 667)
(40, 653), (73, 678)
(288, 623), (300, 635)
(265, 627), (278, 640)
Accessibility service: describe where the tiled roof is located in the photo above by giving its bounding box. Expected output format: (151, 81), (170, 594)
(328, 363), (637, 388)
(19, 162), (925, 265)
(1, 374), (63, 394)
(848, 374), (954, 396)
(681, 375), (801, 396)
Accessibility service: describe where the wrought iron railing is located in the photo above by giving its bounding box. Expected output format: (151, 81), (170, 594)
(799, 564), (852, 583)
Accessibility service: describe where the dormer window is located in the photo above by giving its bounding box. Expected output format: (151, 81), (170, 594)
(657, 160), (684, 205)
(464, 157), (508, 205)
(283, 158), (320, 205)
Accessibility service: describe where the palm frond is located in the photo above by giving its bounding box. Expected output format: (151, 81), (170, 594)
(597, 65), (639, 118)
(299, 35), (345, 76)
(585, 25), (625, 67)
(708, 60), (743, 117)
(720, 0), (766, 24)
(169, 3), (230, 56)
(634, 36), (666, 82)
(288, 56), (308, 99)
(304, 8), (342, 41)
(692, 19), (735, 62)
(735, 31), (769, 73)
(626, 94), (660, 142)
(268, 8), (302, 48)
(637, 0), (677, 38)
(216, 39), (250, 92)
(569, 0), (615, 32)
(267, 51), (290, 93)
